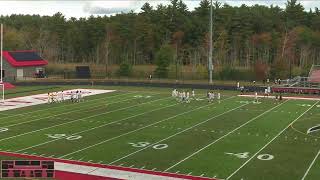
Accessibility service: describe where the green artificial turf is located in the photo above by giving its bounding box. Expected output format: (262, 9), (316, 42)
(0, 85), (319, 180)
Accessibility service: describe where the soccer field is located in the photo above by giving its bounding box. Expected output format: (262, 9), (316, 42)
(0, 86), (320, 180)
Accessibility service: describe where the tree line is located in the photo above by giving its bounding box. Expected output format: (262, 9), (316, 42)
(1, 0), (320, 79)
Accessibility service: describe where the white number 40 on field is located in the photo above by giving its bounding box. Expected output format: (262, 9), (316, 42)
(225, 152), (274, 161)
(128, 142), (168, 150)
(46, 134), (82, 140)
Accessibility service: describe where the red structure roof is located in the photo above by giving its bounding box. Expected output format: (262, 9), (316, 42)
(2, 50), (48, 67)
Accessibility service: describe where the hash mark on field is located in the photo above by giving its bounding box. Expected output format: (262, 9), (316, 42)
(129, 165), (134, 168)
(175, 171), (180, 173)
(200, 173), (204, 176)
(152, 168), (157, 171)
(188, 172), (192, 175)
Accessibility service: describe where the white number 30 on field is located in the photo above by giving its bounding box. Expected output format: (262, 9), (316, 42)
(128, 142), (168, 150)
(46, 134), (82, 140)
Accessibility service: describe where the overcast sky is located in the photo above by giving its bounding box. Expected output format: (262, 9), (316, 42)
(0, 0), (319, 19)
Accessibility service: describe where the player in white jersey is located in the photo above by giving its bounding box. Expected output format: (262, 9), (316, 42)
(47, 93), (51, 104)
(264, 88), (268, 97)
(207, 92), (211, 102)
(186, 91), (190, 103)
(172, 89), (176, 97)
(217, 92), (221, 103)
(61, 91), (65, 102)
(179, 91), (183, 102)
(70, 91), (75, 102)
(192, 89), (195, 99)
(182, 91), (186, 102)
(51, 92), (56, 103)
(76, 91), (80, 102)
(78, 91), (83, 102)
(254, 91), (258, 102)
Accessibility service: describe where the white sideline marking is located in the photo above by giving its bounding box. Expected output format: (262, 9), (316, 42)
(55, 162), (189, 180)
(57, 97), (235, 158)
(0, 89), (116, 111)
(1, 95), (165, 145)
(18, 98), (177, 154)
(226, 101), (319, 180)
(301, 149), (320, 180)
(110, 100), (245, 164)
(165, 100), (288, 171)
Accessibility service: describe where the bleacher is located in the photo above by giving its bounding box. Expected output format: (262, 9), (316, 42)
(308, 65), (320, 83)
(272, 64), (320, 94)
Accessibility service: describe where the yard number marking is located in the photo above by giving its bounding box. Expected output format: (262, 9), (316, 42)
(128, 142), (168, 150)
(225, 152), (274, 161)
(0, 127), (8, 132)
(133, 95), (152, 98)
(257, 154), (274, 161)
(238, 101), (250, 104)
(225, 152), (249, 159)
(298, 104), (312, 107)
(46, 134), (82, 140)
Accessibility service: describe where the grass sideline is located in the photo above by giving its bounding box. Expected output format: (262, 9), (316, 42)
(0, 85), (319, 180)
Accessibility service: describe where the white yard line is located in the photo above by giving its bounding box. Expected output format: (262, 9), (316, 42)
(301, 149), (320, 180)
(0, 95), (167, 144)
(22, 99), (178, 154)
(109, 99), (245, 164)
(59, 97), (235, 159)
(164, 100), (289, 171)
(226, 101), (319, 180)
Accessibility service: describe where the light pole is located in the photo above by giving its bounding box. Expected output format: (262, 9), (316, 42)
(208, 0), (213, 84)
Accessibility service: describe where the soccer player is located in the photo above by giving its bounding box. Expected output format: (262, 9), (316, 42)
(47, 93), (51, 104)
(182, 91), (186, 102)
(179, 91), (183, 102)
(186, 91), (190, 103)
(217, 92), (221, 103)
(207, 91), (211, 102)
(76, 91), (80, 102)
(264, 88), (268, 98)
(254, 91), (258, 103)
(70, 91), (75, 103)
(172, 89), (177, 98)
(61, 91), (65, 102)
(192, 89), (195, 99)
(79, 91), (83, 102)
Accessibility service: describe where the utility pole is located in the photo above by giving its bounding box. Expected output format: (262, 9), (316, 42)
(208, 0), (213, 84)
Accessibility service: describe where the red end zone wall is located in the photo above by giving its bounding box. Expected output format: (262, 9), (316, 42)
(272, 87), (320, 94)
(56, 171), (124, 180)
